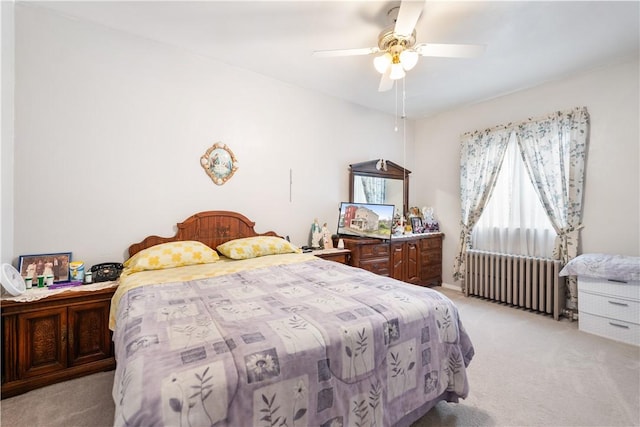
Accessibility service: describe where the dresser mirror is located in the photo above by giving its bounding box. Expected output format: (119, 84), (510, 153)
(349, 160), (410, 215)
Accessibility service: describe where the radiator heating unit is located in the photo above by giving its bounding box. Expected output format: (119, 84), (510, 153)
(465, 250), (565, 320)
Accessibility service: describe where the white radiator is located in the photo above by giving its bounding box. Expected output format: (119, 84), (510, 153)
(465, 250), (565, 320)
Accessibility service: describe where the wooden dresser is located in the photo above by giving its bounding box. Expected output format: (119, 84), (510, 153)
(1, 286), (116, 398)
(341, 233), (443, 287)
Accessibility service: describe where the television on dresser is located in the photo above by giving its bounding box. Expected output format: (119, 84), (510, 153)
(337, 202), (395, 240)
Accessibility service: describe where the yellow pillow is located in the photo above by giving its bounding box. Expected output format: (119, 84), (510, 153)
(124, 241), (219, 272)
(217, 236), (301, 260)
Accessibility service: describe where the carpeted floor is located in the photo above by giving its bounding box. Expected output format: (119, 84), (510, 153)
(2, 287), (639, 427)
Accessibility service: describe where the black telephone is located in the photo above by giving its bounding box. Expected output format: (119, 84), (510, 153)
(91, 263), (124, 282)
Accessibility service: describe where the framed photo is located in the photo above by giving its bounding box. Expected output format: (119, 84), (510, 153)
(200, 142), (239, 185)
(18, 252), (72, 284)
(410, 216), (424, 233)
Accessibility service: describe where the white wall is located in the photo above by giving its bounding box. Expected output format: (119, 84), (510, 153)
(12, 4), (415, 267)
(413, 57), (640, 286)
(12, 4), (638, 281)
(1, 0), (15, 264)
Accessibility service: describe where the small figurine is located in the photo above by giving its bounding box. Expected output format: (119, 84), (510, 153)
(392, 213), (405, 236)
(310, 218), (322, 249)
(409, 206), (421, 217)
(422, 206), (440, 232)
(321, 223), (333, 249)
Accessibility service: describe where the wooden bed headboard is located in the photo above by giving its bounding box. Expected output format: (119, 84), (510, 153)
(128, 211), (281, 257)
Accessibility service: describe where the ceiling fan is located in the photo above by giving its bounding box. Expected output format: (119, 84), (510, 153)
(313, 0), (485, 92)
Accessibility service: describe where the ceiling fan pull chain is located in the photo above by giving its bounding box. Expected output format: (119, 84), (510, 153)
(402, 77), (407, 217)
(394, 82), (399, 132)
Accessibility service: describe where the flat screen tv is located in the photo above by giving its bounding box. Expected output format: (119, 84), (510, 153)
(337, 202), (395, 240)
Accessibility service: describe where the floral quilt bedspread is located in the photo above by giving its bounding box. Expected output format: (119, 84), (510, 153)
(111, 258), (474, 427)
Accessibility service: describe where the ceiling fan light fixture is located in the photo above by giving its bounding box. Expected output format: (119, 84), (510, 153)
(314, 2), (485, 92)
(373, 52), (392, 74)
(400, 49), (419, 70)
(389, 62), (406, 80)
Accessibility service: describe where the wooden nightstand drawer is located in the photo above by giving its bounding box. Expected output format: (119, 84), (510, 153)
(314, 249), (351, 264)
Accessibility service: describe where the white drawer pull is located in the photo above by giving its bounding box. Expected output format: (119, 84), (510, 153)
(608, 300), (629, 307)
(609, 322), (630, 329)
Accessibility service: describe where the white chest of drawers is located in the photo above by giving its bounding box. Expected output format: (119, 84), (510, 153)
(577, 277), (640, 346)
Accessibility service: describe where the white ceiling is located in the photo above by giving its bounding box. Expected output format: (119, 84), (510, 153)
(29, 1), (640, 119)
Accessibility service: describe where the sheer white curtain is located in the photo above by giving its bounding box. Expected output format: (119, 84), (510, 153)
(471, 133), (557, 258)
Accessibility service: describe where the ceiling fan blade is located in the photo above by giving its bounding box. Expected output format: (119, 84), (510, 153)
(394, 0), (425, 38)
(313, 47), (379, 57)
(378, 68), (394, 92)
(415, 43), (486, 58)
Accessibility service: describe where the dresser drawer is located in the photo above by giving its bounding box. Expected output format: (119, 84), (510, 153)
(359, 258), (390, 276)
(420, 236), (442, 250)
(421, 249), (442, 264)
(342, 235), (443, 287)
(579, 291), (640, 324)
(360, 244), (390, 259)
(578, 277), (640, 300)
(579, 312), (640, 346)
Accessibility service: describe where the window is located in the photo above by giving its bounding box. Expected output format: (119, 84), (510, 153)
(471, 133), (557, 258)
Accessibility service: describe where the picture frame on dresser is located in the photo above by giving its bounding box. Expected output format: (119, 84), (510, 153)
(410, 216), (424, 233)
(18, 252), (71, 283)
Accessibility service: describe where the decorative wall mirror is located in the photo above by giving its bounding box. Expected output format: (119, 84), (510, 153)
(349, 160), (410, 215)
(200, 142), (239, 185)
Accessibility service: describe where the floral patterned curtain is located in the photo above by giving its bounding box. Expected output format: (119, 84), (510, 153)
(453, 127), (512, 286)
(516, 107), (589, 308)
(359, 176), (386, 204)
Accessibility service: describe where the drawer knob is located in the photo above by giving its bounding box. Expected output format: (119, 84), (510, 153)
(608, 322), (630, 329)
(607, 300), (629, 307)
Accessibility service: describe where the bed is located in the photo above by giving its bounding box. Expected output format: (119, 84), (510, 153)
(110, 211), (475, 427)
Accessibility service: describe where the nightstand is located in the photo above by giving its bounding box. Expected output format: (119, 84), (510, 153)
(312, 248), (351, 264)
(578, 277), (639, 346)
(1, 284), (117, 398)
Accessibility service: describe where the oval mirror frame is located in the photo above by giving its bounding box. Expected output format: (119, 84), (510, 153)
(349, 160), (410, 215)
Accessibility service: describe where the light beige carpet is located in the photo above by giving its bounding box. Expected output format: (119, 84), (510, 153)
(2, 287), (639, 427)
